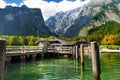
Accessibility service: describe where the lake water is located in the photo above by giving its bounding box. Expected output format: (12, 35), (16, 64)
(4, 54), (120, 80)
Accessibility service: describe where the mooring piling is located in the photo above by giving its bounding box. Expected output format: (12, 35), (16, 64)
(0, 39), (6, 80)
(91, 41), (101, 80)
(80, 44), (84, 71)
(75, 45), (80, 60)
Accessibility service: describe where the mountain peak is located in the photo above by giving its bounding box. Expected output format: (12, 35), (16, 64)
(0, 6), (51, 36)
(46, 0), (120, 37)
(21, 5), (28, 9)
(5, 5), (12, 9)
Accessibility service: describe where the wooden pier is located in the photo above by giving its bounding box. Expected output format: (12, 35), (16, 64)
(1, 38), (103, 80)
(5, 39), (89, 63)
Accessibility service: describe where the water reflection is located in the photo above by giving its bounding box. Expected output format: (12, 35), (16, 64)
(4, 54), (120, 80)
(101, 53), (120, 80)
(20, 62), (25, 72)
(80, 65), (84, 80)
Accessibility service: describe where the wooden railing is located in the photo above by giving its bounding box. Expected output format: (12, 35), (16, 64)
(6, 46), (73, 54)
(6, 46), (42, 54)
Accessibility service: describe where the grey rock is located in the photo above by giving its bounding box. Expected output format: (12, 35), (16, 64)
(46, 0), (120, 37)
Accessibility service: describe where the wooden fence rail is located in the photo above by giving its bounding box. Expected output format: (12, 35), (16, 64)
(6, 46), (73, 54)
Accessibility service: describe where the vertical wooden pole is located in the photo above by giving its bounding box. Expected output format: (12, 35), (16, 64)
(42, 42), (48, 59)
(0, 39), (6, 80)
(72, 46), (75, 59)
(32, 54), (36, 61)
(41, 53), (44, 59)
(91, 41), (101, 80)
(6, 56), (11, 65)
(61, 45), (63, 54)
(80, 44), (84, 71)
(43, 42), (48, 53)
(75, 46), (78, 60)
(20, 55), (25, 63)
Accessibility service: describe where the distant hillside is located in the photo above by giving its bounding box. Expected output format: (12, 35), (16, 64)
(88, 21), (120, 35)
(0, 5), (52, 36)
(46, 0), (120, 37)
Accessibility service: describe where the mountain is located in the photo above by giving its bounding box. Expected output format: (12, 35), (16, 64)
(46, 0), (120, 37)
(0, 5), (51, 36)
(45, 8), (81, 35)
(88, 21), (120, 35)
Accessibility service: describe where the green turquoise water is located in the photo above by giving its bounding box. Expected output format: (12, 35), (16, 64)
(100, 54), (120, 80)
(4, 54), (120, 80)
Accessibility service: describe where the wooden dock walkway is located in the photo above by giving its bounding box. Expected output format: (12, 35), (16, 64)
(6, 46), (120, 58)
(6, 46), (73, 55)
(5, 39), (90, 63)
(5, 46), (76, 63)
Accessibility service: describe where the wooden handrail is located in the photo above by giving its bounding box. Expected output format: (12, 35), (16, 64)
(6, 46), (75, 54)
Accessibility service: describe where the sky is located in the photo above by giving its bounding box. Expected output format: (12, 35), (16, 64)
(0, 0), (90, 20)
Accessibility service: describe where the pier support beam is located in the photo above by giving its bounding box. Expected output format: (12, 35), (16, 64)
(20, 55), (25, 63)
(91, 41), (101, 80)
(80, 44), (84, 71)
(6, 56), (11, 64)
(41, 53), (44, 59)
(43, 42), (48, 53)
(32, 54), (36, 61)
(75, 46), (79, 60)
(0, 39), (6, 80)
(64, 54), (68, 58)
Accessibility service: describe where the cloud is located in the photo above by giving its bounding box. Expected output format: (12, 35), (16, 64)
(8, 3), (17, 6)
(0, 0), (17, 8)
(0, 0), (7, 8)
(22, 0), (91, 20)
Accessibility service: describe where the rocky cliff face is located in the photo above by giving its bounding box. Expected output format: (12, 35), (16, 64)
(0, 5), (51, 36)
(46, 0), (120, 37)
(45, 8), (81, 35)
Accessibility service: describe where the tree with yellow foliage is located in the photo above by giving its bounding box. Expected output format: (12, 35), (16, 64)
(101, 35), (116, 45)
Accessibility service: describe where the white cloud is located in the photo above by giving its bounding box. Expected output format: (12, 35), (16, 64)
(0, 0), (6, 8)
(7, 3), (18, 7)
(0, 0), (17, 8)
(22, 0), (91, 20)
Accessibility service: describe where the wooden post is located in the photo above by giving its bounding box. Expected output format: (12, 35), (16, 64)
(32, 54), (36, 61)
(75, 46), (78, 60)
(41, 53), (44, 59)
(80, 44), (84, 71)
(43, 42), (48, 53)
(6, 56), (11, 64)
(20, 55), (25, 63)
(0, 39), (6, 80)
(41, 42), (48, 59)
(91, 41), (101, 80)
(61, 45), (63, 54)
(72, 46), (75, 59)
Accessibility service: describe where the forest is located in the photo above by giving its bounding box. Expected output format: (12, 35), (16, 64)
(0, 35), (55, 46)
(1, 34), (120, 46)
(0, 21), (120, 46)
